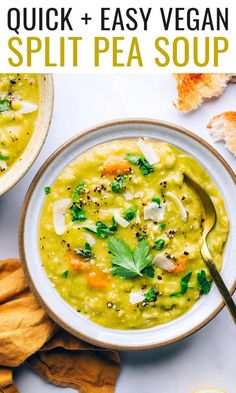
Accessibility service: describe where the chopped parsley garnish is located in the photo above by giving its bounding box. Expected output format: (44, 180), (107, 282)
(44, 186), (51, 195)
(74, 242), (92, 259)
(70, 182), (86, 221)
(0, 153), (10, 161)
(61, 270), (69, 278)
(108, 238), (153, 279)
(85, 218), (117, 239)
(142, 265), (155, 278)
(125, 153), (154, 175)
(123, 205), (137, 222)
(70, 204), (86, 222)
(152, 196), (161, 206)
(197, 270), (212, 294)
(73, 181), (85, 203)
(111, 175), (125, 193)
(0, 99), (11, 113)
(153, 239), (165, 250)
(170, 272), (192, 297)
(144, 288), (158, 303)
(159, 223), (166, 230)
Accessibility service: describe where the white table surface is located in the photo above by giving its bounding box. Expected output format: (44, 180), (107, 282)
(1, 74), (236, 393)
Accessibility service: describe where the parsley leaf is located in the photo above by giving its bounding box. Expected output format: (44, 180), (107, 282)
(125, 153), (154, 175)
(133, 239), (153, 272)
(44, 186), (51, 195)
(153, 239), (165, 250)
(159, 223), (166, 230)
(73, 181), (85, 203)
(142, 265), (155, 278)
(109, 238), (137, 279)
(144, 288), (158, 303)
(180, 272), (192, 293)
(197, 270), (212, 294)
(139, 158), (155, 175)
(170, 272), (192, 297)
(0, 99), (11, 113)
(74, 242), (92, 259)
(0, 153), (10, 161)
(108, 238), (153, 279)
(62, 270), (69, 278)
(152, 196), (161, 206)
(85, 218), (117, 239)
(123, 205), (137, 222)
(111, 175), (125, 193)
(70, 204), (86, 222)
(124, 153), (140, 165)
(70, 182), (86, 221)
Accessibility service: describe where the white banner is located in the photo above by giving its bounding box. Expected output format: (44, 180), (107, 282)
(0, 0), (235, 73)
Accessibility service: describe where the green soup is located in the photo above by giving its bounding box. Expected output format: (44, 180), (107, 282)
(39, 139), (229, 329)
(0, 74), (39, 176)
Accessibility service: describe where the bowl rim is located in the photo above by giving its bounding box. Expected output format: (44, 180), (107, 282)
(0, 74), (54, 196)
(19, 118), (236, 350)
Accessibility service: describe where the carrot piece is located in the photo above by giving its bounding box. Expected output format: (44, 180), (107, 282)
(87, 269), (109, 289)
(68, 252), (89, 271)
(102, 159), (131, 175)
(171, 256), (188, 274)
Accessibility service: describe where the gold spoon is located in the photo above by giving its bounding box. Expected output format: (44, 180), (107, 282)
(184, 174), (236, 323)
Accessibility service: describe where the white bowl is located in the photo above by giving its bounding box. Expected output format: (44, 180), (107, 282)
(19, 119), (236, 350)
(0, 74), (54, 196)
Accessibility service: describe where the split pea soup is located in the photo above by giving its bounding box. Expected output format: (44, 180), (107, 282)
(0, 74), (39, 176)
(39, 138), (229, 329)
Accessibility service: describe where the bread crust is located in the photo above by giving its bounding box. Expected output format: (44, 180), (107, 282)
(231, 74), (236, 83)
(207, 111), (236, 155)
(173, 73), (232, 112)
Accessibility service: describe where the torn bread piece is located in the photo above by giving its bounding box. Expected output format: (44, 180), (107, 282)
(207, 111), (236, 155)
(173, 73), (232, 112)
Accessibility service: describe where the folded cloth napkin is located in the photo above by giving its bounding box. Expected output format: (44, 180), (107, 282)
(0, 368), (18, 393)
(0, 259), (120, 393)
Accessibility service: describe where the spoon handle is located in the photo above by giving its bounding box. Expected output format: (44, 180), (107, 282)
(204, 258), (236, 323)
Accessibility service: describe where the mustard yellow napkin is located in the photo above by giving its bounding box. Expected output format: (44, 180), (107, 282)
(0, 259), (120, 393)
(0, 368), (19, 393)
(28, 331), (120, 393)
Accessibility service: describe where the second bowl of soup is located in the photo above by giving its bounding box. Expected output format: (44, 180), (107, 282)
(0, 73), (54, 196)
